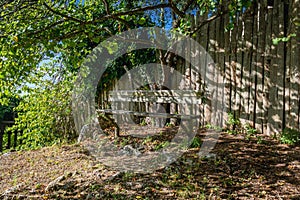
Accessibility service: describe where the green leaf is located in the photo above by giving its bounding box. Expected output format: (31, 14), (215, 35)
(92, 37), (101, 43)
(101, 41), (118, 54)
(138, 17), (146, 25)
(272, 38), (280, 45)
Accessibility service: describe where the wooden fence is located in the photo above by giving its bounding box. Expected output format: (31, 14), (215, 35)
(191, 0), (300, 135)
(97, 0), (299, 135)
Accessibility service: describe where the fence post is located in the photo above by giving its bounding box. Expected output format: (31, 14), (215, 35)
(0, 126), (3, 152)
(6, 131), (11, 149)
(13, 131), (18, 149)
(0, 121), (15, 152)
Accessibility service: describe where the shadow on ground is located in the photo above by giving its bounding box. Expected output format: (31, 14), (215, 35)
(0, 128), (299, 199)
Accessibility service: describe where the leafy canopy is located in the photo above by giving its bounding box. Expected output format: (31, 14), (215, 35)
(0, 0), (252, 148)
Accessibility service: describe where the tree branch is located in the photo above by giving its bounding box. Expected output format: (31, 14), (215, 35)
(190, 10), (229, 35)
(102, 0), (110, 14)
(169, 0), (185, 18)
(161, 0), (195, 63)
(43, 2), (83, 23)
(172, 0), (195, 29)
(112, 16), (131, 30)
(87, 3), (171, 25)
(0, 1), (37, 18)
(54, 30), (84, 41)
(29, 19), (65, 36)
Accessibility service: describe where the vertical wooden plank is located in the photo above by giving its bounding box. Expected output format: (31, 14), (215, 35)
(255, 1), (267, 133)
(195, 12), (204, 126)
(201, 13), (211, 126)
(211, 13), (226, 127)
(217, 9), (227, 127)
(288, 0), (300, 131)
(13, 131), (17, 149)
(266, 0), (277, 135)
(207, 15), (219, 125)
(239, 10), (248, 125)
(224, 13), (232, 118)
(277, 0), (286, 132)
(296, 0), (300, 131)
(263, 0), (273, 135)
(6, 131), (11, 149)
(204, 14), (215, 125)
(213, 13), (221, 124)
(190, 15), (196, 90)
(190, 15), (201, 124)
(230, 13), (239, 119)
(285, 1), (292, 129)
(235, 12), (244, 120)
(281, 1), (289, 131)
(0, 126), (3, 152)
(249, 1), (258, 128)
(267, 0), (284, 135)
(243, 7), (254, 123)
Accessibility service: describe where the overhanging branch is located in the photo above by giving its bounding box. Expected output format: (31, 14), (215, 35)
(190, 10), (229, 35)
(87, 3), (171, 25)
(43, 2), (83, 23)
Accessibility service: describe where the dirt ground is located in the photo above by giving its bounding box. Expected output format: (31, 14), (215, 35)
(0, 127), (299, 199)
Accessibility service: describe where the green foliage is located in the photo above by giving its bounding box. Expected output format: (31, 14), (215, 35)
(0, 100), (16, 121)
(154, 141), (170, 150)
(190, 137), (202, 148)
(279, 128), (300, 145)
(140, 118), (147, 126)
(226, 114), (263, 143)
(0, 0), (256, 151)
(272, 34), (297, 45)
(244, 123), (257, 141)
(9, 61), (77, 150)
(226, 112), (241, 135)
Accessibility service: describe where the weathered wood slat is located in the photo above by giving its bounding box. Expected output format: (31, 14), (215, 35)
(255, 1), (267, 133)
(109, 90), (202, 96)
(223, 10), (231, 125)
(249, 1), (258, 127)
(239, 10), (248, 124)
(109, 96), (202, 104)
(236, 12), (244, 120)
(108, 90), (203, 104)
(286, 0), (299, 131)
(230, 11), (239, 119)
(243, 7), (253, 122)
(100, 89), (203, 136)
(0, 130), (3, 152)
(263, 0), (273, 134)
(97, 109), (201, 120)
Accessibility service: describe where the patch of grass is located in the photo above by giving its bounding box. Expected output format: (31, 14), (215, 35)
(226, 112), (241, 135)
(154, 141), (170, 150)
(139, 118), (147, 126)
(35, 183), (42, 189)
(142, 136), (152, 145)
(244, 123), (257, 141)
(279, 128), (300, 145)
(190, 137), (202, 148)
(13, 174), (18, 186)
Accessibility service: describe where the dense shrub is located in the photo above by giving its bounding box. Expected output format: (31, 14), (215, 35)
(10, 63), (77, 150)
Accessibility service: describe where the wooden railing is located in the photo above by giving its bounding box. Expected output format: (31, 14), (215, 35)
(0, 121), (17, 152)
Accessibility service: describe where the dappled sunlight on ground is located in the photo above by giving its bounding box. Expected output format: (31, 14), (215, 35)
(0, 128), (299, 199)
